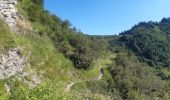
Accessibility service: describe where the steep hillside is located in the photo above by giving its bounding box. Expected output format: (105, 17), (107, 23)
(0, 0), (170, 100)
(0, 0), (109, 99)
(114, 19), (170, 67)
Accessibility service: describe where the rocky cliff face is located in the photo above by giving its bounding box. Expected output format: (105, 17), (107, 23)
(0, 48), (26, 79)
(0, 0), (22, 32)
(0, 48), (41, 88)
(0, 0), (41, 89)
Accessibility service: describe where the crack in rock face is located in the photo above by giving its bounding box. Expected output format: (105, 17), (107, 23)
(0, 48), (26, 79)
(0, 0), (21, 32)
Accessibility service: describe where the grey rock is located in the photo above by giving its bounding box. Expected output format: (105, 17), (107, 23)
(0, 47), (42, 88)
(0, 0), (20, 32)
(0, 48), (26, 79)
(0, 0), (40, 88)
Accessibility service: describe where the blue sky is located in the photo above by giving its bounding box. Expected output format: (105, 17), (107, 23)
(44, 0), (170, 35)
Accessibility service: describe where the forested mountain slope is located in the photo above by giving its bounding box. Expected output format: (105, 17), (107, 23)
(114, 18), (170, 67)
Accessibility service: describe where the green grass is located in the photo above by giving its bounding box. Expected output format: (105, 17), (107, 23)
(0, 11), (116, 100)
(77, 53), (115, 80)
(0, 19), (76, 99)
(160, 68), (170, 76)
(0, 80), (8, 100)
(0, 21), (16, 50)
(66, 53), (116, 99)
(0, 1), (117, 99)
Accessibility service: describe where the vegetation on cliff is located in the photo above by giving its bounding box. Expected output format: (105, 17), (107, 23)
(0, 0), (170, 100)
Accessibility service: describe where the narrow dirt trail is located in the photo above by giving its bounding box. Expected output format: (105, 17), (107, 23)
(65, 54), (116, 92)
(65, 82), (75, 92)
(97, 70), (104, 80)
(65, 68), (104, 92)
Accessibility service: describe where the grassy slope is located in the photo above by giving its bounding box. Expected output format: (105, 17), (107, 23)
(0, 1), (114, 99)
(69, 53), (116, 100)
(0, 13), (115, 100)
(1, 1), (170, 99)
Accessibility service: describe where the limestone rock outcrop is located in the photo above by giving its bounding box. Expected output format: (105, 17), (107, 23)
(0, 48), (26, 79)
(0, 0), (40, 89)
(0, 0), (21, 32)
(0, 48), (41, 88)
